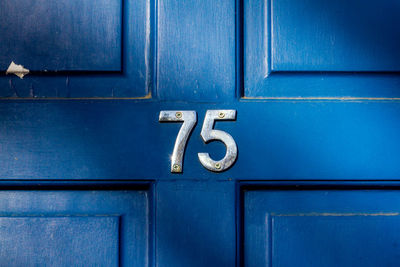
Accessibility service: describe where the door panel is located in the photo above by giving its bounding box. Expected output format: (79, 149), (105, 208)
(0, 0), (121, 71)
(0, 217), (119, 266)
(0, 0), (152, 98)
(0, 188), (150, 266)
(244, 0), (400, 98)
(271, 0), (400, 71)
(244, 188), (400, 266)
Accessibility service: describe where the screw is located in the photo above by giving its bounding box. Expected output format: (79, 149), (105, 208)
(175, 112), (182, 119)
(172, 164), (181, 172)
(218, 112), (225, 118)
(215, 163), (221, 169)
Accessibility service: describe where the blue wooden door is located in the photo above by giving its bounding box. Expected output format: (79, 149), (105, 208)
(0, 0), (400, 266)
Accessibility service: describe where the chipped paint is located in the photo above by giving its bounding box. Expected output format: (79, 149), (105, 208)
(6, 61), (29, 79)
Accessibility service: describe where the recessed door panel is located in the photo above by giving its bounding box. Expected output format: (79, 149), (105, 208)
(0, 189), (149, 266)
(244, 188), (400, 267)
(0, 216), (119, 266)
(271, 215), (400, 267)
(244, 0), (400, 97)
(0, 0), (151, 98)
(272, 0), (400, 71)
(0, 0), (121, 71)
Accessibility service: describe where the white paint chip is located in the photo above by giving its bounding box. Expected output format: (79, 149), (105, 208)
(6, 61), (29, 79)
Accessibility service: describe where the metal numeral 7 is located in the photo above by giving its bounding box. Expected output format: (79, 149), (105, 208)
(159, 110), (238, 173)
(159, 111), (197, 173)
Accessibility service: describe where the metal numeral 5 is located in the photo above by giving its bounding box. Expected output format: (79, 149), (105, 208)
(159, 110), (237, 173)
(198, 110), (237, 172)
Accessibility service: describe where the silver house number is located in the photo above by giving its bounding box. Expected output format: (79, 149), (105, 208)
(159, 111), (197, 173)
(198, 110), (237, 172)
(159, 109), (238, 173)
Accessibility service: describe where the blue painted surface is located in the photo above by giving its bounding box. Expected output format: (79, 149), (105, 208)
(0, 100), (399, 180)
(0, 188), (149, 266)
(0, 0), (152, 98)
(244, 187), (400, 267)
(0, 0), (399, 265)
(157, 0), (236, 101)
(0, 0), (121, 71)
(156, 181), (235, 267)
(272, 0), (400, 71)
(244, 0), (400, 97)
(0, 217), (119, 266)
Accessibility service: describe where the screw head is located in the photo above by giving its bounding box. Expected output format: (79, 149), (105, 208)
(172, 164), (181, 172)
(218, 112), (225, 118)
(175, 112), (182, 119)
(215, 162), (221, 169)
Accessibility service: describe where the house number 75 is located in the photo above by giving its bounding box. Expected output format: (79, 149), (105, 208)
(159, 110), (238, 173)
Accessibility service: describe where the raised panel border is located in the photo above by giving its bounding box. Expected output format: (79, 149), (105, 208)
(238, 181), (400, 266)
(0, 0), (154, 99)
(0, 181), (154, 266)
(243, 0), (400, 99)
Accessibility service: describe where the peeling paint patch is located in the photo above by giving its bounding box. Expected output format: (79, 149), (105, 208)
(6, 61), (29, 79)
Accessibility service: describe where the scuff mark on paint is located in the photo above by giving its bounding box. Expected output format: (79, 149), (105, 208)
(6, 61), (30, 79)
